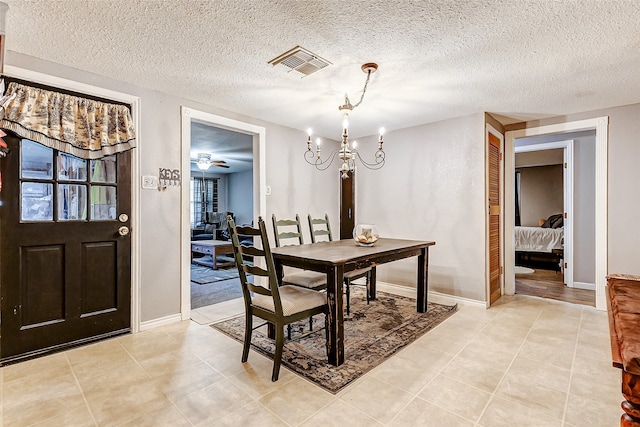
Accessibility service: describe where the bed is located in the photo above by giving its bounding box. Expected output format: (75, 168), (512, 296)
(515, 225), (564, 271)
(514, 226), (564, 253)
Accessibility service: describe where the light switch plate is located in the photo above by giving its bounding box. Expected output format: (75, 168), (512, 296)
(142, 175), (157, 189)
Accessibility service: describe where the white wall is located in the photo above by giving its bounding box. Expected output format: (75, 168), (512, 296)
(6, 51), (339, 323)
(517, 165), (563, 227)
(228, 170), (253, 226)
(356, 113), (487, 301)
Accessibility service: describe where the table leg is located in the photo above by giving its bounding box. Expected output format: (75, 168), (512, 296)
(417, 247), (429, 313)
(368, 266), (377, 301)
(326, 264), (345, 366)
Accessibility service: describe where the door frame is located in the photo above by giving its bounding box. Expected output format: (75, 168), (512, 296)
(2, 65), (142, 332)
(485, 124), (504, 307)
(179, 107), (266, 320)
(505, 116), (608, 310)
(514, 140), (575, 288)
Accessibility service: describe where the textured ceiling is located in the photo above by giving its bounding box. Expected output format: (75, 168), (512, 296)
(3, 0), (640, 146)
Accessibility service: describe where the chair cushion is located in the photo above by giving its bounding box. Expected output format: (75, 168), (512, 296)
(252, 285), (326, 317)
(344, 268), (370, 280)
(282, 270), (327, 290)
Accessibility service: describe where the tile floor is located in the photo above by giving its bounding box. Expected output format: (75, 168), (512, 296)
(0, 287), (621, 426)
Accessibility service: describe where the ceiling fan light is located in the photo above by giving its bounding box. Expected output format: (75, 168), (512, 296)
(197, 160), (211, 171)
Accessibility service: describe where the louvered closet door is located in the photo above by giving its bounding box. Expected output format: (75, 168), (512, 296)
(488, 132), (502, 305)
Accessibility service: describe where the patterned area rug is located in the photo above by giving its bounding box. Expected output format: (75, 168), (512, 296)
(211, 288), (457, 393)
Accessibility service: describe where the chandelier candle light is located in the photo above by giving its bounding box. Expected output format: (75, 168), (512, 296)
(305, 63), (386, 179)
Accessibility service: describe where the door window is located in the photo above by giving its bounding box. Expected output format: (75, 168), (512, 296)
(20, 139), (117, 221)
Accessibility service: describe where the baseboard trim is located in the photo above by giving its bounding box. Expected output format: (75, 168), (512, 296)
(573, 281), (596, 291)
(140, 313), (183, 331)
(376, 281), (486, 308)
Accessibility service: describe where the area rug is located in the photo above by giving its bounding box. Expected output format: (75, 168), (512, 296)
(191, 264), (243, 308)
(515, 266), (535, 275)
(191, 262), (239, 284)
(211, 288), (457, 393)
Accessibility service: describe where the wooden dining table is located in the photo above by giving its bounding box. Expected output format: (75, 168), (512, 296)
(271, 237), (436, 366)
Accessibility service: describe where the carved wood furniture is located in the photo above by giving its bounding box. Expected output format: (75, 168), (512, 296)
(606, 274), (640, 426)
(271, 237), (435, 366)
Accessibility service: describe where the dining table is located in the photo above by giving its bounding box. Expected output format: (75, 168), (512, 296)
(271, 237), (436, 366)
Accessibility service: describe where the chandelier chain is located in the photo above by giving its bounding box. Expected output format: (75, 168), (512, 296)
(350, 69), (372, 110)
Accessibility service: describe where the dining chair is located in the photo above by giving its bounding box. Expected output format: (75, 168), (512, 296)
(308, 213), (372, 315)
(271, 214), (327, 292)
(228, 216), (328, 382)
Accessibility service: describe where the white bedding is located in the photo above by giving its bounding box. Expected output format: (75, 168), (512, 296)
(514, 226), (563, 253)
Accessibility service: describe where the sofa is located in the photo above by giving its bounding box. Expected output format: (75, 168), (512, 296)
(192, 211), (233, 241)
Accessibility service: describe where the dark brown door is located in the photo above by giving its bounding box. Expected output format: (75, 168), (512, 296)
(488, 132), (502, 304)
(340, 170), (355, 239)
(0, 136), (132, 361)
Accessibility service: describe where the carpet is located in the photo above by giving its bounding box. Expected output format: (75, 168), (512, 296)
(191, 261), (239, 284)
(191, 264), (243, 308)
(211, 288), (457, 393)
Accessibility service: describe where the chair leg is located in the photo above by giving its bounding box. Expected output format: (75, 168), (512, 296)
(272, 323), (285, 382)
(287, 324), (292, 340)
(345, 279), (351, 315)
(366, 273), (370, 305)
(242, 311), (253, 363)
(309, 316), (314, 331)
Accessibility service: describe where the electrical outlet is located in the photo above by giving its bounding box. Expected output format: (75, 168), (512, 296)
(142, 175), (157, 189)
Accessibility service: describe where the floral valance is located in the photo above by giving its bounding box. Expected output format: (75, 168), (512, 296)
(0, 82), (136, 159)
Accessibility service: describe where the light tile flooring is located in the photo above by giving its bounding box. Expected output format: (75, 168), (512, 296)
(1, 289), (621, 426)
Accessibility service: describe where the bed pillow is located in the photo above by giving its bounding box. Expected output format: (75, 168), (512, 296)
(542, 213), (563, 229)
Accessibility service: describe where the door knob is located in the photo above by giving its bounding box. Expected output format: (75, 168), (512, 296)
(118, 226), (130, 236)
(118, 213), (129, 223)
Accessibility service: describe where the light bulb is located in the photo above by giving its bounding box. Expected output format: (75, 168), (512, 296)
(379, 127), (385, 136)
(316, 138), (321, 146)
(352, 140), (357, 148)
(307, 128), (312, 136)
(343, 114), (349, 130)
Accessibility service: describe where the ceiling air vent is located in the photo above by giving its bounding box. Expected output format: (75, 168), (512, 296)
(268, 46), (331, 77)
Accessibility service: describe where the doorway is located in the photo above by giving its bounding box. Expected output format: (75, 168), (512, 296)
(180, 107), (266, 321)
(505, 117), (608, 310)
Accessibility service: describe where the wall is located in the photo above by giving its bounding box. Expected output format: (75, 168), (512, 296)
(517, 165), (563, 227)
(227, 170), (253, 226)
(356, 113), (487, 302)
(6, 51), (340, 323)
(510, 106), (638, 280)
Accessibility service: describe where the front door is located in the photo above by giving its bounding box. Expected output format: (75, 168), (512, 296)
(0, 136), (132, 361)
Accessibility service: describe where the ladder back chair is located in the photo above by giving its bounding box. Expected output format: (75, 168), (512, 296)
(308, 213), (372, 315)
(228, 216), (328, 382)
(271, 214), (327, 292)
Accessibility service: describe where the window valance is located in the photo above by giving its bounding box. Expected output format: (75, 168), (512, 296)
(0, 82), (136, 159)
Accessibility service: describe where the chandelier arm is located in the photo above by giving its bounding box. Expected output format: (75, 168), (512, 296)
(304, 150), (340, 171)
(353, 149), (386, 170)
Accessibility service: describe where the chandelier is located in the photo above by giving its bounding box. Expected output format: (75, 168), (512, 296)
(305, 63), (386, 179)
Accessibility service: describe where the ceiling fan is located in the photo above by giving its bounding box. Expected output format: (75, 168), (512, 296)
(193, 153), (229, 170)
